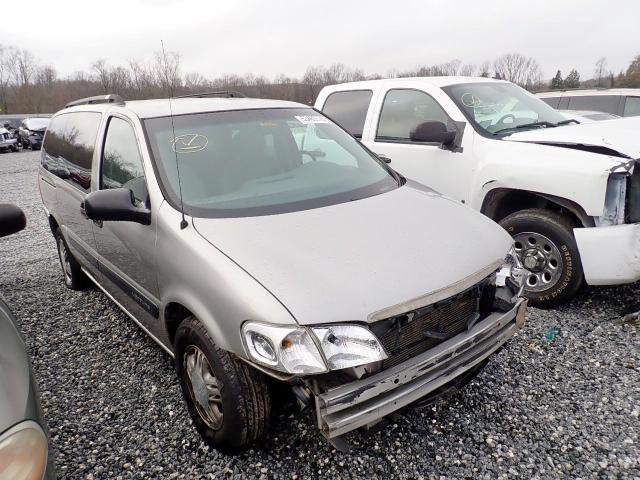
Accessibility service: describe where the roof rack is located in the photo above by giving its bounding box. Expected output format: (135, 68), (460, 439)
(534, 87), (609, 94)
(65, 94), (124, 108)
(175, 91), (247, 99)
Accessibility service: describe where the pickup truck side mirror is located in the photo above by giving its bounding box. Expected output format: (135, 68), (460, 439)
(84, 188), (151, 225)
(410, 121), (456, 146)
(0, 204), (26, 238)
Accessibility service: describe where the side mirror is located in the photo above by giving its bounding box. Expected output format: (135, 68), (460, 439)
(84, 188), (151, 225)
(0, 204), (26, 238)
(410, 121), (457, 145)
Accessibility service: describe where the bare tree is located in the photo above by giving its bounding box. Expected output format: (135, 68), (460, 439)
(594, 57), (609, 87)
(153, 50), (181, 93)
(0, 45), (9, 112)
(92, 59), (111, 93)
(459, 63), (476, 77)
(493, 53), (542, 89)
(478, 61), (491, 77)
(8, 48), (37, 87)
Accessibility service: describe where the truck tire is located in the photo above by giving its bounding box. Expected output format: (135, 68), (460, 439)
(54, 228), (89, 290)
(175, 316), (271, 452)
(499, 209), (584, 308)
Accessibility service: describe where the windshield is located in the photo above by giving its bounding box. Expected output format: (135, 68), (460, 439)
(443, 82), (568, 136)
(144, 108), (399, 217)
(25, 118), (50, 130)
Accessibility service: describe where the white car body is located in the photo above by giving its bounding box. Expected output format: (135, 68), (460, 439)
(315, 77), (640, 292)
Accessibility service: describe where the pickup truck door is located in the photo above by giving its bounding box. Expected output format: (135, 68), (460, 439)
(362, 87), (474, 204)
(91, 115), (160, 331)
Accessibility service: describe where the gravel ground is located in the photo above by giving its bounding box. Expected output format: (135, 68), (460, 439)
(0, 150), (638, 479)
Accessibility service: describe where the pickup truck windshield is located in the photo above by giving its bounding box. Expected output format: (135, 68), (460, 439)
(443, 83), (568, 136)
(144, 108), (399, 217)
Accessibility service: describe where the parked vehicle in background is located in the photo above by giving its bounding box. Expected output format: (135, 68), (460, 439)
(316, 77), (640, 308)
(19, 118), (50, 151)
(0, 126), (18, 152)
(560, 110), (620, 123)
(537, 89), (640, 117)
(39, 93), (526, 451)
(0, 204), (53, 479)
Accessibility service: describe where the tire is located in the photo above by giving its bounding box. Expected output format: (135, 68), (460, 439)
(54, 228), (89, 290)
(499, 208), (584, 308)
(175, 316), (271, 452)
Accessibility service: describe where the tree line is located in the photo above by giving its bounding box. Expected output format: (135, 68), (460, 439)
(0, 44), (639, 114)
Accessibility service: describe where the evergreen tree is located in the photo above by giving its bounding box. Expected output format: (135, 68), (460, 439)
(550, 70), (564, 89)
(564, 69), (580, 89)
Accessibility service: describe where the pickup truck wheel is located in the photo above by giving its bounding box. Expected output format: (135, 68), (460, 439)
(175, 316), (272, 452)
(55, 228), (89, 290)
(499, 209), (583, 308)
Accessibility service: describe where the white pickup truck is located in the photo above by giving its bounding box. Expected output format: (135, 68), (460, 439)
(315, 77), (640, 307)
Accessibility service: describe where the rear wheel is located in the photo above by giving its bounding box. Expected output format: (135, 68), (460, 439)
(500, 209), (584, 308)
(55, 228), (89, 290)
(175, 316), (271, 452)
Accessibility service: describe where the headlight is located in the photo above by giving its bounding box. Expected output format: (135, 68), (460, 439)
(242, 322), (388, 374)
(0, 421), (48, 480)
(311, 325), (387, 370)
(242, 322), (327, 374)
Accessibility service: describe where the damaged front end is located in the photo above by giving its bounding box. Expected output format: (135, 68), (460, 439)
(574, 159), (640, 285)
(296, 255), (526, 444)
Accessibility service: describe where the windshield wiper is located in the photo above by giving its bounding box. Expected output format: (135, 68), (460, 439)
(556, 119), (580, 126)
(493, 121), (558, 136)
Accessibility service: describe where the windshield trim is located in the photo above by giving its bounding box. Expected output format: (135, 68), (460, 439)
(441, 82), (566, 140)
(141, 107), (401, 219)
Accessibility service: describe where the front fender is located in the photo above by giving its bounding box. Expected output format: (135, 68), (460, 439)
(469, 138), (625, 217)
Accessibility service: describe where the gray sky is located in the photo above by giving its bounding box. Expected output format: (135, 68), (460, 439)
(6, 0), (640, 81)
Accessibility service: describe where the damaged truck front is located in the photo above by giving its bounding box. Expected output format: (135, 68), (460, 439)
(315, 78), (640, 307)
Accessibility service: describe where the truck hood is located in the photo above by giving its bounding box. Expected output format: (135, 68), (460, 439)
(507, 116), (640, 160)
(193, 183), (512, 325)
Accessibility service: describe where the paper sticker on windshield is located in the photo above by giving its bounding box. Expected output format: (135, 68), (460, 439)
(295, 115), (331, 125)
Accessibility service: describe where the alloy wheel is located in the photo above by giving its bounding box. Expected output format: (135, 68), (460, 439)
(184, 345), (224, 430)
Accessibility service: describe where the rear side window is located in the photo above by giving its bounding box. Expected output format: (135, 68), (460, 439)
(101, 117), (148, 207)
(376, 89), (449, 141)
(567, 95), (621, 114)
(623, 97), (640, 117)
(322, 90), (372, 138)
(540, 97), (561, 109)
(42, 112), (102, 192)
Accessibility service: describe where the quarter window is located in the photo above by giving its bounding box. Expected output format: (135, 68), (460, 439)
(322, 90), (372, 138)
(41, 112), (102, 192)
(623, 96), (640, 117)
(376, 89), (449, 141)
(101, 117), (147, 207)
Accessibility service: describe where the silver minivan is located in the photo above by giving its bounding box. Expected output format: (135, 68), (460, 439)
(38, 93), (527, 451)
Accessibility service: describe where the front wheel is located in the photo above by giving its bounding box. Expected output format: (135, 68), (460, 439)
(55, 228), (89, 290)
(175, 316), (272, 452)
(499, 209), (584, 308)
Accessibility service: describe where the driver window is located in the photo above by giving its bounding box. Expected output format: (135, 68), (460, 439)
(377, 89), (449, 141)
(101, 117), (148, 207)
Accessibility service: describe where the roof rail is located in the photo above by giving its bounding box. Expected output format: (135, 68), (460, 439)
(534, 87), (609, 94)
(65, 94), (125, 108)
(175, 91), (247, 99)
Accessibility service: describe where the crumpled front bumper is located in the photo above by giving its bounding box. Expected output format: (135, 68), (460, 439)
(314, 298), (526, 439)
(574, 224), (640, 285)
(0, 138), (17, 148)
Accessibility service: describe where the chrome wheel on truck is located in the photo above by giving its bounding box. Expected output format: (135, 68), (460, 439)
(500, 208), (584, 309)
(513, 231), (564, 292)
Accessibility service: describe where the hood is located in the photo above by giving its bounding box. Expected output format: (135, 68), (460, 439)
(0, 128), (8, 135)
(507, 115), (640, 160)
(0, 298), (31, 433)
(193, 184), (512, 325)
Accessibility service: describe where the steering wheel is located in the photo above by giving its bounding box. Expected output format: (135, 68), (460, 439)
(496, 114), (516, 126)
